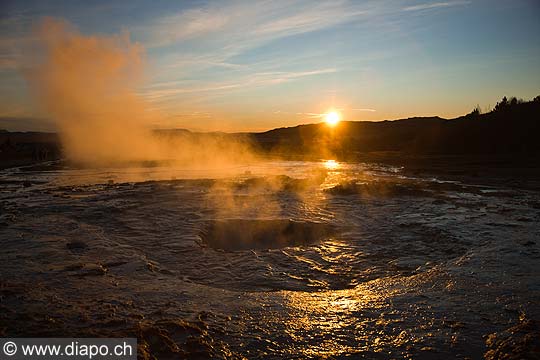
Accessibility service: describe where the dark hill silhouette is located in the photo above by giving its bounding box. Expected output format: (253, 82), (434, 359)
(1, 96), (539, 170)
(250, 97), (540, 159)
(0, 131), (60, 169)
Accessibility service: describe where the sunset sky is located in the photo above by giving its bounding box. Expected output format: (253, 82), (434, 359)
(1, 0), (539, 132)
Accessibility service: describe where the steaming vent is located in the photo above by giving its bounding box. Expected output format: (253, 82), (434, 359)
(200, 219), (336, 251)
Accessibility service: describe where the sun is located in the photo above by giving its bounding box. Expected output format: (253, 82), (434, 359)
(325, 111), (341, 126)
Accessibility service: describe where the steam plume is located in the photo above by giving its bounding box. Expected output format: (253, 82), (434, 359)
(26, 18), (162, 164)
(25, 18), (255, 167)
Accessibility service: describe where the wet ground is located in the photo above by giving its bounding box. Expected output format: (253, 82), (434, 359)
(1, 160), (539, 359)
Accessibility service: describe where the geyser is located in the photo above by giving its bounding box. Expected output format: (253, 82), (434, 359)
(24, 17), (256, 168)
(25, 17), (161, 165)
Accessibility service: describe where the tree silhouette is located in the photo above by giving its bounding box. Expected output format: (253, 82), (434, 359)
(468, 105), (481, 117)
(494, 96), (508, 112)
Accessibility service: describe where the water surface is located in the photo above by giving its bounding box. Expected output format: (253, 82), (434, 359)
(1, 160), (539, 358)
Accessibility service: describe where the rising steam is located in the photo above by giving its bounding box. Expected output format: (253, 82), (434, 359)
(25, 18), (255, 167)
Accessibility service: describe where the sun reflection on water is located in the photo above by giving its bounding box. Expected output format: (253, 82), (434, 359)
(323, 159), (340, 170)
(278, 286), (392, 357)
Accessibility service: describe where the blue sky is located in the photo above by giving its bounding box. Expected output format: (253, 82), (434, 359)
(1, 0), (539, 131)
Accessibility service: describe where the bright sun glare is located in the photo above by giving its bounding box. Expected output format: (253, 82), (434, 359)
(325, 111), (340, 126)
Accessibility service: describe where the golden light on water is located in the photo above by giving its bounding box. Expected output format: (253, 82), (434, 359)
(324, 159), (340, 170)
(280, 282), (394, 357)
(325, 111), (341, 126)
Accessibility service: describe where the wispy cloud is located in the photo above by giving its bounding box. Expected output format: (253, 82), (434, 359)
(142, 68), (337, 101)
(0, 33), (36, 70)
(142, 8), (229, 46)
(296, 112), (325, 118)
(402, 1), (470, 12)
(135, 1), (369, 111)
(351, 108), (377, 112)
(255, 68), (337, 84)
(140, 1), (370, 49)
(253, 1), (366, 38)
